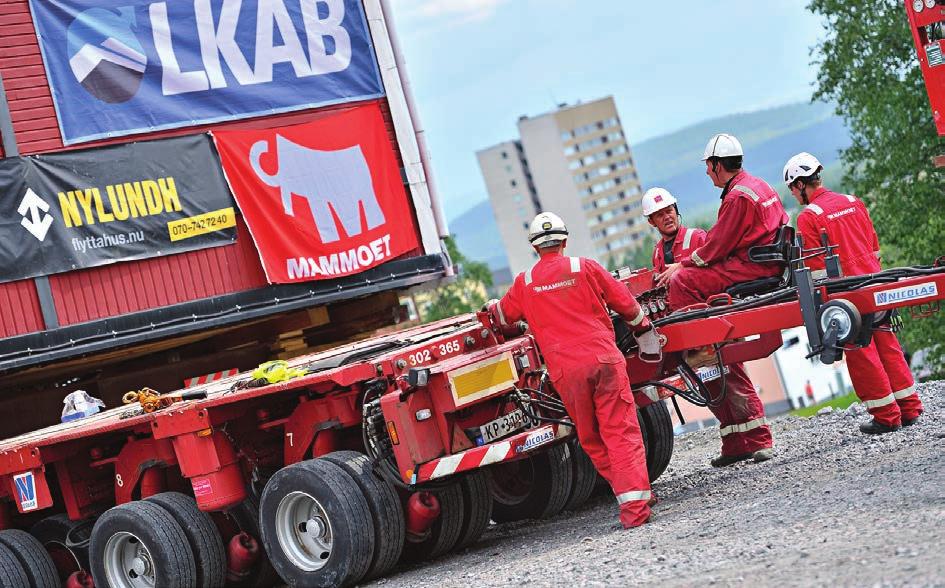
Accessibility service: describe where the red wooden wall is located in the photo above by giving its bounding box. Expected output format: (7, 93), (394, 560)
(0, 0), (420, 339)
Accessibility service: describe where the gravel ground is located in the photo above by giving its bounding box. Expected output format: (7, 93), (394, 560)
(370, 382), (945, 587)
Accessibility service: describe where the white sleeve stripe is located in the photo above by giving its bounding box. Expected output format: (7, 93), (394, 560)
(807, 203), (824, 215)
(496, 301), (508, 326)
(524, 267), (533, 286)
(691, 250), (707, 267)
(733, 184), (760, 202)
(844, 194), (856, 202)
(569, 256), (581, 273)
(682, 228), (693, 250)
(628, 309), (645, 326)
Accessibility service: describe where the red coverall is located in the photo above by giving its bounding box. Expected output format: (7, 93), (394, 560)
(669, 171), (789, 309)
(656, 223), (773, 456)
(651, 226), (707, 273)
(796, 187), (923, 426)
(498, 251), (652, 527)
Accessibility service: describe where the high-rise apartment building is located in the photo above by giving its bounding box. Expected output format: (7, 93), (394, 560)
(477, 97), (646, 276)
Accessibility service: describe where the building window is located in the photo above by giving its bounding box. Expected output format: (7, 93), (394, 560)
(510, 179), (517, 187)
(561, 131), (572, 141)
(501, 151), (508, 159)
(513, 194), (522, 202)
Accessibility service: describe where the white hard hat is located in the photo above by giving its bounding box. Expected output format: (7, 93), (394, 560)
(702, 133), (744, 161)
(641, 188), (678, 217)
(528, 212), (568, 247)
(783, 152), (823, 185)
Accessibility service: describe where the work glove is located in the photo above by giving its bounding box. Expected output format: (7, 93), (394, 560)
(633, 326), (664, 363)
(481, 298), (500, 313)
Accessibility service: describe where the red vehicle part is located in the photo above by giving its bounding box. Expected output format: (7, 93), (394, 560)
(405, 491), (440, 539)
(226, 532), (260, 583)
(906, 0), (945, 136)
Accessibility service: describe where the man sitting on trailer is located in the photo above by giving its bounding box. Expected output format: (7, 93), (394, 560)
(487, 212), (662, 529)
(654, 134), (784, 467)
(785, 152), (924, 434)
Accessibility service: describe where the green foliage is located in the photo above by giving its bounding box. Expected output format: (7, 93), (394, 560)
(423, 236), (494, 322)
(809, 0), (945, 372)
(623, 233), (656, 270)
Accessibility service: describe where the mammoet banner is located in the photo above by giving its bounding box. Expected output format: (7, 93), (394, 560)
(28, 0), (384, 144)
(212, 102), (419, 283)
(0, 134), (236, 283)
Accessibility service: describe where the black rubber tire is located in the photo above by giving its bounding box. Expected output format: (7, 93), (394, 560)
(90, 500), (197, 588)
(0, 543), (29, 588)
(0, 529), (58, 588)
(28, 513), (93, 579)
(320, 450), (405, 580)
(146, 492), (226, 588)
(490, 442), (574, 522)
(454, 470), (492, 550)
(260, 459), (375, 588)
(400, 481), (465, 563)
(640, 400), (675, 482)
(563, 440), (598, 511)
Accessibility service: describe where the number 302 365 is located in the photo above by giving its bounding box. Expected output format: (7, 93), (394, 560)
(407, 340), (461, 366)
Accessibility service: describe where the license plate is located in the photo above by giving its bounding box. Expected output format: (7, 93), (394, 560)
(479, 409), (531, 444)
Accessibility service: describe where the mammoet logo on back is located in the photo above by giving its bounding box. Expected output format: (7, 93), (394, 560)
(873, 282), (938, 306)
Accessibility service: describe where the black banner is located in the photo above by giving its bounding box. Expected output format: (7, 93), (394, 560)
(0, 134), (236, 283)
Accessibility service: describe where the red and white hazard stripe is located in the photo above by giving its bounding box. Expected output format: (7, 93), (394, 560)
(415, 423), (572, 484)
(183, 368), (239, 389)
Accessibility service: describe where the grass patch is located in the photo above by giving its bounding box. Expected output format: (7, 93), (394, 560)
(790, 391), (860, 417)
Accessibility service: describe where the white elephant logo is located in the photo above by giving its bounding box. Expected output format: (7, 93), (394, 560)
(249, 136), (386, 243)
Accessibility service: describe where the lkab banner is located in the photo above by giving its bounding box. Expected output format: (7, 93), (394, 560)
(28, 0), (384, 144)
(0, 134), (236, 283)
(212, 103), (419, 283)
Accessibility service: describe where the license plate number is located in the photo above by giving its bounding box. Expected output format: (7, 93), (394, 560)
(479, 409), (531, 443)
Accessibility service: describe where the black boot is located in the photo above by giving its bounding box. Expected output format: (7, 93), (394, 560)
(902, 414), (921, 427)
(858, 419), (901, 435)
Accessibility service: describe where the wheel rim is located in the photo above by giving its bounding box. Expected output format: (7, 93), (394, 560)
(103, 531), (157, 588)
(274, 491), (334, 571)
(490, 459), (535, 506)
(820, 306), (854, 340)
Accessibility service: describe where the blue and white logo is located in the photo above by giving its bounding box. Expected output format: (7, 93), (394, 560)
(516, 426), (555, 453)
(29, 0), (384, 144)
(13, 472), (38, 511)
(873, 282), (938, 307)
(67, 7), (147, 103)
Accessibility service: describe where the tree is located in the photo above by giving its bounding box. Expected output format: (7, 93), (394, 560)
(422, 236), (494, 322)
(809, 0), (945, 375)
(625, 234), (656, 270)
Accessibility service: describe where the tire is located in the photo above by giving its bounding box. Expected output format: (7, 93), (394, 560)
(320, 450), (405, 580)
(563, 440), (598, 511)
(260, 459), (375, 588)
(0, 543), (29, 588)
(490, 442), (574, 522)
(400, 482), (464, 563)
(146, 492), (226, 588)
(640, 400), (674, 482)
(28, 514), (93, 579)
(454, 470), (492, 550)
(220, 494), (280, 588)
(0, 529), (58, 588)
(90, 500), (197, 588)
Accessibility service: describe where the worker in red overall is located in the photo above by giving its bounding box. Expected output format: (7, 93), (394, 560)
(643, 188), (707, 273)
(488, 212), (663, 528)
(785, 152), (924, 434)
(646, 181), (775, 466)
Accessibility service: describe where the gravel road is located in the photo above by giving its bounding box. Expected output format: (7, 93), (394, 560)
(371, 382), (945, 587)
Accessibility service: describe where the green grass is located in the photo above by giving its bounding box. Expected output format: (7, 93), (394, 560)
(790, 391), (860, 417)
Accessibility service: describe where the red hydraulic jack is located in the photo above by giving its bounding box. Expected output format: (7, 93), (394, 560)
(66, 571), (94, 588)
(227, 532), (261, 583)
(405, 491), (440, 542)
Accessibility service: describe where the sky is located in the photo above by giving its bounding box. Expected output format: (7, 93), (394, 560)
(385, 0), (829, 221)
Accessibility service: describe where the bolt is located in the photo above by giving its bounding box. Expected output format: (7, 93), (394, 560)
(396, 359), (407, 370)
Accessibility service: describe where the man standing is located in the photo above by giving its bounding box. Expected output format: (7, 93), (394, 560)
(785, 152), (924, 434)
(643, 181), (772, 467)
(489, 212), (662, 528)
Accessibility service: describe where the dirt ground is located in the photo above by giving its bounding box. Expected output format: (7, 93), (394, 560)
(371, 382), (945, 587)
